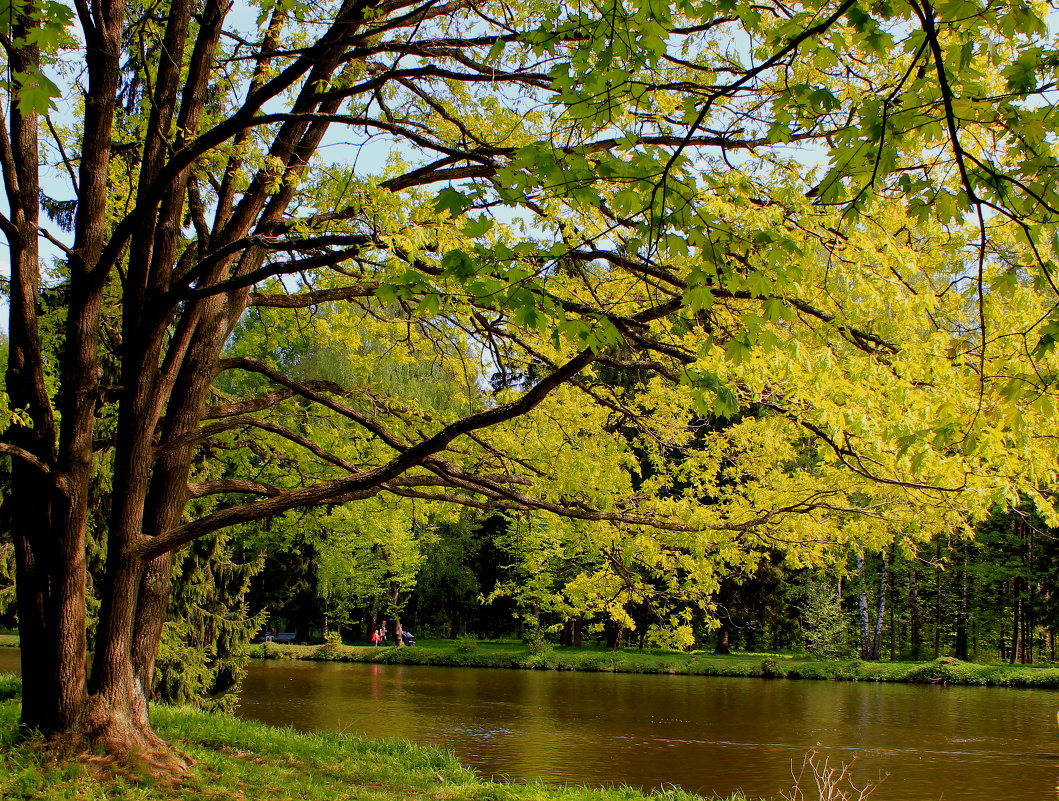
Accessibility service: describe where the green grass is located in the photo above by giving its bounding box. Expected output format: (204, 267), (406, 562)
(251, 640), (1059, 687)
(0, 674), (20, 701)
(0, 634), (19, 648)
(0, 699), (731, 801)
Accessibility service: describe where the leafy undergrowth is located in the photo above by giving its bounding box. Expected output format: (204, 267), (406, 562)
(0, 701), (728, 801)
(251, 641), (1059, 688)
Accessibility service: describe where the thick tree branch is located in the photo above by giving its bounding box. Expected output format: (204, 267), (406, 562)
(759, 400), (968, 493)
(0, 442), (53, 475)
(248, 283), (378, 308)
(215, 357), (411, 451)
(144, 345), (598, 557)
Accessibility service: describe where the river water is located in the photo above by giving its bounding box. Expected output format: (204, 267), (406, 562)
(2, 648), (1058, 800)
(236, 658), (1059, 801)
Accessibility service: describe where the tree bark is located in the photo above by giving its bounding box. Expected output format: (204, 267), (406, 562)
(888, 546), (896, 661)
(1009, 579), (1020, 665)
(954, 545), (969, 661)
(605, 619), (622, 649)
(1024, 519), (1034, 664)
(714, 622), (732, 655)
(909, 566), (921, 660)
(856, 552), (872, 660)
(933, 541), (943, 658)
(872, 550), (888, 661)
(390, 580), (403, 646)
(6, 0), (92, 736)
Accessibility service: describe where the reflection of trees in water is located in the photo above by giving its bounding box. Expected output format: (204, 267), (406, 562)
(0, 649), (20, 674)
(237, 661), (1059, 801)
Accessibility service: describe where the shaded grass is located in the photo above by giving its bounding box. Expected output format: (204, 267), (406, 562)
(0, 674), (21, 701)
(0, 700), (729, 801)
(0, 634), (19, 648)
(252, 641), (1059, 688)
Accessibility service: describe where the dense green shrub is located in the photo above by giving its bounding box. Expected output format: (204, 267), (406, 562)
(760, 658), (785, 678)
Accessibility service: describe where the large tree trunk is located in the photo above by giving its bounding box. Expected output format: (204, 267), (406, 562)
(63, 0), (360, 754)
(6, 0), (93, 736)
(85, 552), (170, 759)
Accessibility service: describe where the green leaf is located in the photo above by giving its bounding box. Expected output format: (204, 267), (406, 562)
(686, 369), (739, 418)
(1034, 320), (1059, 358)
(1003, 49), (1041, 93)
(376, 284), (399, 303)
(461, 215), (494, 237)
(724, 332), (753, 364)
(417, 292), (441, 316)
(441, 249), (478, 281)
(763, 297), (788, 322)
(511, 298), (541, 329)
(433, 187), (472, 218)
(613, 187), (641, 216)
(13, 70), (60, 115)
(683, 284), (714, 311)
(990, 267), (1019, 296)
(1000, 377), (1027, 403)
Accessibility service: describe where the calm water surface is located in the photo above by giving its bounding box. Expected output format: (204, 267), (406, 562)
(3, 648), (1058, 800)
(236, 658), (1059, 801)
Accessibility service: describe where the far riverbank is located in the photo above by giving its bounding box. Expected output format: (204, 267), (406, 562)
(252, 638), (1059, 688)
(6, 632), (1057, 688)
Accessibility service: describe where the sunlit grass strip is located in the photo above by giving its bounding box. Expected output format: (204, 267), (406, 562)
(252, 641), (1059, 688)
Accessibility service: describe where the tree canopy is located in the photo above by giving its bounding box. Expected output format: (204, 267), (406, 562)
(2, 0), (1059, 764)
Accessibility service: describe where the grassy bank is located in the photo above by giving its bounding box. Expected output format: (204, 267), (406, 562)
(0, 696), (724, 801)
(252, 639), (1059, 688)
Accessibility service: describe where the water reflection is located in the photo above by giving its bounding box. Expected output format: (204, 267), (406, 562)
(0, 649), (17, 674)
(237, 659), (1059, 801)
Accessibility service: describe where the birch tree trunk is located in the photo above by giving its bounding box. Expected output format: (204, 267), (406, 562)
(856, 553), (872, 660)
